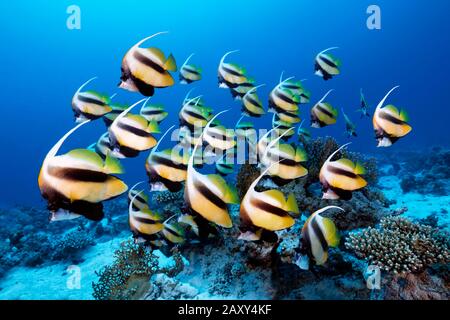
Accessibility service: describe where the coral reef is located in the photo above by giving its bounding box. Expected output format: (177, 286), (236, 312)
(345, 216), (449, 274)
(153, 190), (184, 204)
(92, 239), (184, 300)
(382, 270), (449, 300)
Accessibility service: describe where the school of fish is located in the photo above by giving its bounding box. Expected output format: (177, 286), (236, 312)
(38, 32), (412, 269)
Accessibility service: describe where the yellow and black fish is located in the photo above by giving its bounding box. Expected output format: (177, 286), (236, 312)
(310, 90), (338, 128)
(72, 77), (112, 123)
(179, 53), (202, 84)
(119, 32), (177, 97)
(178, 214), (199, 236)
(259, 128), (308, 186)
(239, 160), (299, 242)
(146, 126), (189, 192)
(38, 121), (128, 222)
(372, 86), (412, 147)
(184, 111), (239, 228)
(109, 99), (160, 158)
(272, 114), (296, 140)
(140, 99), (168, 123)
(87, 132), (113, 159)
(279, 76), (311, 104)
(218, 50), (249, 89)
(319, 143), (367, 200)
(179, 97), (212, 131)
(128, 181), (149, 211)
(203, 122), (236, 152)
(269, 80), (300, 114)
(128, 190), (164, 244)
(241, 84), (265, 117)
(295, 206), (343, 270)
(230, 81), (255, 100)
(315, 47), (341, 81)
(161, 215), (186, 244)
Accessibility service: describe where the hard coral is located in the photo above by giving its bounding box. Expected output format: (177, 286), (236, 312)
(92, 239), (184, 300)
(345, 217), (449, 274)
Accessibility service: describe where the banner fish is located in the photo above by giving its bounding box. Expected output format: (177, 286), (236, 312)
(128, 190), (164, 244)
(319, 143), (367, 200)
(128, 181), (149, 211)
(119, 32), (177, 96)
(38, 121), (127, 222)
(239, 159), (299, 242)
(242, 84), (265, 117)
(88, 132), (113, 159)
(295, 206), (343, 270)
(372, 86), (412, 147)
(357, 89), (370, 118)
(310, 90), (338, 128)
(184, 111), (239, 228)
(315, 47), (341, 80)
(140, 99), (168, 123)
(342, 108), (357, 137)
(72, 77), (112, 123)
(146, 125), (189, 192)
(109, 99), (160, 158)
(179, 53), (202, 84)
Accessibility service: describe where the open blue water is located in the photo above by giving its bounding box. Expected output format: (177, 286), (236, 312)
(1, 0), (449, 207)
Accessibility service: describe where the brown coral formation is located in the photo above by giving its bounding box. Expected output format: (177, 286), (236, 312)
(345, 216), (449, 274)
(92, 240), (184, 300)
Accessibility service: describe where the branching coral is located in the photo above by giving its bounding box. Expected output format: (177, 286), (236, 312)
(51, 227), (94, 260)
(236, 162), (260, 200)
(92, 240), (184, 300)
(345, 217), (449, 274)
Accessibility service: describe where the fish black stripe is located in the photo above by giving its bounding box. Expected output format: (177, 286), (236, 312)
(151, 154), (187, 170)
(221, 65), (244, 77)
(117, 122), (151, 137)
(379, 111), (406, 125)
(165, 226), (182, 237)
(130, 193), (147, 205)
(245, 95), (262, 108)
(328, 165), (357, 178)
(268, 153), (297, 166)
(183, 109), (208, 121)
(141, 109), (163, 116)
(133, 215), (159, 225)
(77, 95), (105, 106)
(250, 197), (288, 217)
(316, 105), (334, 118)
(193, 178), (227, 210)
(275, 90), (296, 104)
(48, 166), (108, 182)
(319, 55), (337, 68)
(182, 66), (200, 75)
(311, 217), (328, 252)
(133, 51), (165, 74)
(206, 129), (233, 142)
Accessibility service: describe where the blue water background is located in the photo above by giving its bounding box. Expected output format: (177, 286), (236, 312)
(0, 0), (449, 207)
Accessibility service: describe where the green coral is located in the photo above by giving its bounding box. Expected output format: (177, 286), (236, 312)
(345, 217), (449, 274)
(92, 239), (184, 300)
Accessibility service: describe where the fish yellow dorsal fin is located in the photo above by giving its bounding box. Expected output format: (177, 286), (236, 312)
(207, 174), (239, 204)
(260, 189), (285, 206)
(295, 146), (308, 162)
(383, 104), (399, 115)
(163, 53), (177, 72)
(126, 114), (149, 128)
(399, 109), (409, 122)
(321, 217), (340, 248)
(354, 162), (366, 175)
(334, 158), (355, 169)
(104, 153), (125, 174)
(285, 193), (299, 214)
(147, 47), (166, 62)
(66, 149), (104, 169)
